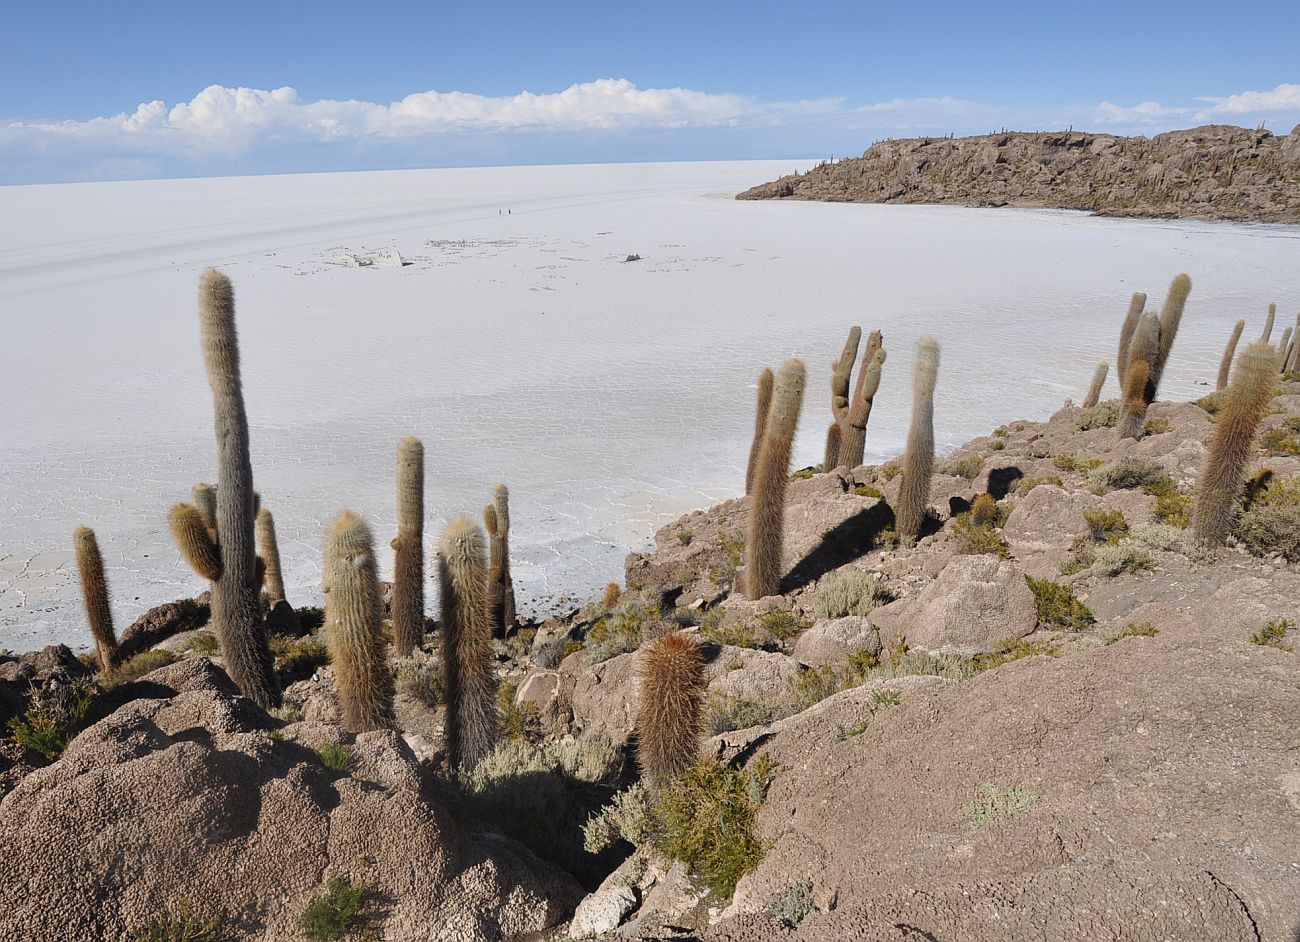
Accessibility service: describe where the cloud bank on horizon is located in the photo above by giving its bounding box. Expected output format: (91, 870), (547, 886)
(3, 78), (1298, 185)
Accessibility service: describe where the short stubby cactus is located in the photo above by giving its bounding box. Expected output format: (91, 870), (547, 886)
(895, 337), (941, 542)
(256, 507), (288, 605)
(392, 436), (425, 657)
(168, 270), (280, 708)
(440, 514), (498, 773)
(73, 526), (117, 673)
(1117, 275), (1190, 440)
(636, 631), (706, 791)
(1194, 342), (1278, 546)
(745, 359), (806, 599)
(323, 511), (393, 732)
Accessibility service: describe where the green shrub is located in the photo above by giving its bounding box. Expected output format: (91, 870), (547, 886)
(182, 631), (220, 657)
(784, 665), (842, 714)
(1090, 458), (1164, 493)
(1082, 508), (1129, 543)
(1235, 476), (1300, 560)
(854, 483), (884, 499)
(582, 781), (653, 853)
(951, 517), (1010, 557)
(1015, 475), (1063, 496)
(1053, 452), (1104, 473)
(1091, 541), (1155, 576)
(703, 609), (805, 651)
(394, 657), (441, 708)
(273, 636), (330, 677)
(969, 784), (1038, 826)
(971, 637), (1058, 670)
(105, 649), (177, 687)
(871, 689), (901, 708)
(1105, 622), (1159, 644)
(705, 692), (778, 734)
(298, 875), (368, 942)
(1128, 523), (1215, 561)
(939, 454), (984, 480)
(1143, 477), (1192, 527)
(766, 883), (814, 927)
(1261, 417), (1300, 455)
(812, 570), (893, 619)
(880, 462), (900, 482)
(1195, 392), (1222, 414)
(585, 602), (656, 662)
(992, 427), (1008, 438)
(8, 677), (100, 761)
(127, 906), (221, 942)
(789, 466), (818, 481)
(1142, 417), (1172, 435)
(315, 743), (352, 774)
(676, 530), (693, 546)
(497, 682), (535, 740)
(654, 757), (773, 899)
(1249, 618), (1294, 652)
(1076, 400), (1119, 430)
(1026, 576), (1094, 631)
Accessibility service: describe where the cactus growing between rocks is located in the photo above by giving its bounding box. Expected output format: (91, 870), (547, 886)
(1082, 361), (1108, 409)
(323, 511), (393, 732)
(603, 582), (621, 610)
(73, 526), (117, 672)
(822, 422), (842, 473)
(169, 270), (279, 708)
(1217, 320), (1245, 390)
(745, 359), (806, 599)
(636, 631), (706, 791)
(440, 515), (497, 773)
(1116, 292), (1147, 388)
(255, 507), (287, 604)
(838, 331), (886, 470)
(485, 484), (516, 636)
(895, 338), (941, 542)
(1118, 314), (1159, 439)
(1194, 342), (1277, 547)
(745, 368), (775, 493)
(392, 436), (425, 657)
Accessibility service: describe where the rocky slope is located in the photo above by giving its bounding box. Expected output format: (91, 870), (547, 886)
(3, 353), (1300, 940)
(737, 124), (1300, 223)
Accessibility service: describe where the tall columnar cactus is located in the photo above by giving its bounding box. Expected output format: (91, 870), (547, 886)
(1286, 314), (1300, 373)
(1151, 274), (1191, 391)
(1116, 292), (1147, 388)
(439, 515), (497, 773)
(825, 326), (861, 470)
(745, 359), (806, 600)
(894, 338), (940, 542)
(1194, 343), (1277, 547)
(484, 484), (516, 636)
(745, 368), (775, 493)
(1118, 313), (1160, 439)
(1217, 320), (1245, 391)
(1081, 361), (1108, 409)
(1260, 303), (1276, 343)
(323, 511), (393, 732)
(822, 422), (842, 473)
(1279, 328), (1294, 371)
(838, 331), (886, 470)
(73, 526), (118, 673)
(635, 631), (706, 791)
(392, 436), (425, 657)
(255, 507), (288, 604)
(168, 269), (279, 708)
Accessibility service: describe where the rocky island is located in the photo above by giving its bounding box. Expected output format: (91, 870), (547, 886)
(738, 124), (1300, 223)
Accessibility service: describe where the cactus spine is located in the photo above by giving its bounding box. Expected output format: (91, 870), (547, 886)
(895, 338), (940, 542)
(323, 511), (393, 732)
(440, 515), (497, 773)
(1217, 320), (1245, 391)
(745, 359), (806, 599)
(839, 331), (886, 470)
(1116, 292), (1147, 388)
(73, 527), (117, 673)
(1082, 361), (1108, 409)
(745, 368), (775, 493)
(1118, 314), (1160, 439)
(392, 436), (425, 657)
(169, 270), (279, 708)
(485, 484), (516, 636)
(1194, 343), (1277, 546)
(255, 507), (287, 604)
(636, 631), (706, 791)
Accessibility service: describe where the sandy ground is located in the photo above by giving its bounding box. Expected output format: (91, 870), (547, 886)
(2, 159), (1298, 650)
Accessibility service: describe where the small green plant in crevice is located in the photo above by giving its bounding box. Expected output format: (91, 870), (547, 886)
(585, 601), (657, 663)
(765, 882), (814, 927)
(653, 755), (774, 900)
(1014, 474), (1064, 496)
(1143, 476), (1192, 528)
(298, 874), (369, 942)
(127, 905), (221, 942)
(497, 682), (535, 741)
(1249, 618), (1295, 652)
(1128, 523), (1216, 562)
(784, 664), (842, 714)
(969, 784), (1038, 827)
(705, 692), (780, 735)
(971, 637), (1058, 670)
(582, 780), (654, 854)
(812, 570), (894, 619)
(182, 631), (220, 657)
(992, 426), (1009, 438)
(703, 608), (806, 651)
(938, 454), (984, 480)
(1261, 416), (1300, 455)
(1053, 452), (1104, 473)
(1105, 621), (1159, 644)
(880, 462), (901, 482)
(1235, 475), (1300, 561)
(273, 635), (330, 677)
(715, 530), (746, 573)
(315, 743), (352, 774)
(1091, 541), (1156, 577)
(676, 530), (693, 546)
(1026, 576), (1095, 631)
(1082, 508), (1129, 543)
(8, 677), (101, 761)
(854, 483), (884, 499)
(951, 516), (1010, 557)
(871, 688), (901, 708)
(1195, 392), (1222, 414)
(1089, 458), (1165, 494)
(105, 649), (177, 688)
(1142, 417), (1172, 436)
(1076, 400), (1119, 430)
(789, 466), (818, 481)
(394, 657), (441, 708)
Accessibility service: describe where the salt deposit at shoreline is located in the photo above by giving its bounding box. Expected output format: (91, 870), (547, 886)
(2, 159), (1298, 650)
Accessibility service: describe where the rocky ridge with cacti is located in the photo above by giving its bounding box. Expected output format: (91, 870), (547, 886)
(0, 271), (1298, 940)
(737, 124), (1300, 223)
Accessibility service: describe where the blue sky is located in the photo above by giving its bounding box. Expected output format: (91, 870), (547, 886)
(2, 0), (1298, 184)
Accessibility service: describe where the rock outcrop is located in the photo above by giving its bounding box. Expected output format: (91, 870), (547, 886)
(738, 124), (1300, 223)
